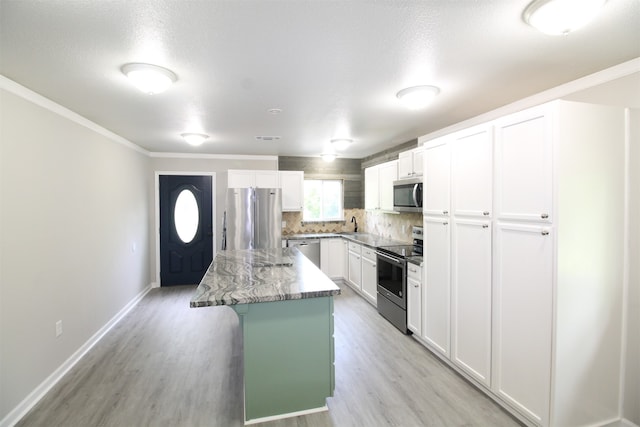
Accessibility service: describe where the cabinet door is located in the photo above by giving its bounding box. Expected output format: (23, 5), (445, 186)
(361, 256), (377, 305)
(493, 222), (553, 426)
(407, 265), (422, 335)
(348, 250), (362, 289)
(412, 147), (424, 176)
(423, 217), (450, 357)
(327, 238), (345, 279)
(452, 125), (493, 218)
(451, 219), (492, 387)
(364, 166), (379, 210)
(423, 138), (450, 216)
(228, 170), (255, 188)
(279, 171), (304, 211)
(398, 150), (414, 179)
(320, 238), (330, 275)
(494, 106), (553, 223)
(255, 171), (280, 189)
(378, 160), (398, 211)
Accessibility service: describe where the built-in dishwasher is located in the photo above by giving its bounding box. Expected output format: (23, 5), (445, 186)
(287, 239), (321, 267)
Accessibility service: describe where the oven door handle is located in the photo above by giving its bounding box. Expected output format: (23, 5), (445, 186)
(376, 251), (405, 268)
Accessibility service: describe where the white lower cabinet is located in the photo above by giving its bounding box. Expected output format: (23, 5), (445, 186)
(361, 247), (377, 305)
(492, 222), (553, 425)
(407, 263), (422, 335)
(320, 238), (345, 279)
(347, 242), (362, 290)
(451, 219), (492, 388)
(422, 217), (450, 357)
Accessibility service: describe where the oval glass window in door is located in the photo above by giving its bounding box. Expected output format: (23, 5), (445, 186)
(174, 189), (199, 243)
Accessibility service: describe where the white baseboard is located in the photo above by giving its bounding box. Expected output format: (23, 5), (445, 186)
(0, 284), (153, 427)
(621, 419), (640, 427)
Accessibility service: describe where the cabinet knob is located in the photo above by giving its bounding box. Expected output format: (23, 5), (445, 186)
(482, 224), (489, 229)
(443, 210), (449, 215)
(541, 213), (549, 219)
(483, 211), (490, 216)
(443, 221), (448, 225)
(373, 264), (376, 267)
(414, 283), (419, 288)
(541, 230), (550, 236)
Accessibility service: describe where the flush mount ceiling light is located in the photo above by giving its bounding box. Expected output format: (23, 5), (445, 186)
(121, 63), (177, 94)
(396, 85), (440, 110)
(523, 0), (607, 35)
(181, 133), (209, 146)
(331, 139), (353, 151)
(321, 152), (337, 162)
(267, 108), (283, 115)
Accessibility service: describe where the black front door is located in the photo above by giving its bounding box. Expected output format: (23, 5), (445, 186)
(159, 175), (213, 286)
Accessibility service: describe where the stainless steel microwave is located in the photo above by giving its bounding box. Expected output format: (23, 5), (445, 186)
(393, 178), (423, 212)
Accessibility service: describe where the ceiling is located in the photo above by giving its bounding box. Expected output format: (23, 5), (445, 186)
(1, 1), (639, 159)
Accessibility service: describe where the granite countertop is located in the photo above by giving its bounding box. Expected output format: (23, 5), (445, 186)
(407, 256), (423, 266)
(190, 247), (341, 308)
(284, 232), (406, 249)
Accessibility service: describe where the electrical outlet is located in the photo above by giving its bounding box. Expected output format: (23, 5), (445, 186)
(281, 221), (286, 228)
(55, 320), (63, 337)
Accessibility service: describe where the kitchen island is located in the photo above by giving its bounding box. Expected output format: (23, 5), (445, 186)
(191, 247), (340, 424)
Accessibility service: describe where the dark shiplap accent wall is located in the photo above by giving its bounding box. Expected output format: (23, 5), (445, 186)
(279, 156), (363, 208)
(360, 139), (418, 169)
(279, 138), (418, 209)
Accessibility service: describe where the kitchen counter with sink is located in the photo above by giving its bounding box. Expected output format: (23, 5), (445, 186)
(285, 232), (406, 249)
(191, 247), (339, 424)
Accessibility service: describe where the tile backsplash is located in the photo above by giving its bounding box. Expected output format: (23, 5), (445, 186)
(282, 209), (422, 243)
(364, 211), (422, 243)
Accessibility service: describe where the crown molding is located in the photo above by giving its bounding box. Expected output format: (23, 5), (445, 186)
(0, 75), (150, 156)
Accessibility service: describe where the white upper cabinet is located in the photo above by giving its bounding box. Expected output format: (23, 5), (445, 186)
(494, 105), (553, 223)
(279, 171), (304, 211)
(398, 146), (424, 179)
(378, 160), (398, 211)
(364, 160), (398, 211)
(423, 137), (450, 216)
(228, 169), (279, 189)
(364, 165), (379, 210)
(451, 124), (493, 218)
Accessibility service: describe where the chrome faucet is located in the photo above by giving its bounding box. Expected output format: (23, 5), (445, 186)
(351, 216), (358, 232)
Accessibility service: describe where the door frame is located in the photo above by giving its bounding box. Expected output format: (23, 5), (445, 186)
(154, 171), (217, 287)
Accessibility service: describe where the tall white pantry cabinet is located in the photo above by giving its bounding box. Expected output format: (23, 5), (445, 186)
(419, 100), (626, 427)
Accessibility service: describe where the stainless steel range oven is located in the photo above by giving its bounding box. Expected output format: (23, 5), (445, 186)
(376, 226), (423, 334)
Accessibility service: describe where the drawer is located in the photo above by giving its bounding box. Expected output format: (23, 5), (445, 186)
(348, 242), (361, 254)
(362, 247), (376, 261)
(407, 264), (421, 280)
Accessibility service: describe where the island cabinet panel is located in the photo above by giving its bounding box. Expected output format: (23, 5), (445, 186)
(233, 296), (335, 423)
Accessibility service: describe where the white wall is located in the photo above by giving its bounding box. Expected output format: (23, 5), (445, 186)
(624, 109), (640, 425)
(149, 156), (278, 283)
(0, 87), (151, 421)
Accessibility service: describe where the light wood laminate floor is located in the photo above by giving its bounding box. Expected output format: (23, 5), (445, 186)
(17, 284), (521, 427)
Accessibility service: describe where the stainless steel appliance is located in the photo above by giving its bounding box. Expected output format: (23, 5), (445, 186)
(376, 226), (424, 333)
(287, 239), (320, 267)
(223, 187), (282, 250)
(393, 177), (423, 212)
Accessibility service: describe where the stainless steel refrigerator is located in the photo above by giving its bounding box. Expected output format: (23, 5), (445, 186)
(223, 187), (282, 250)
